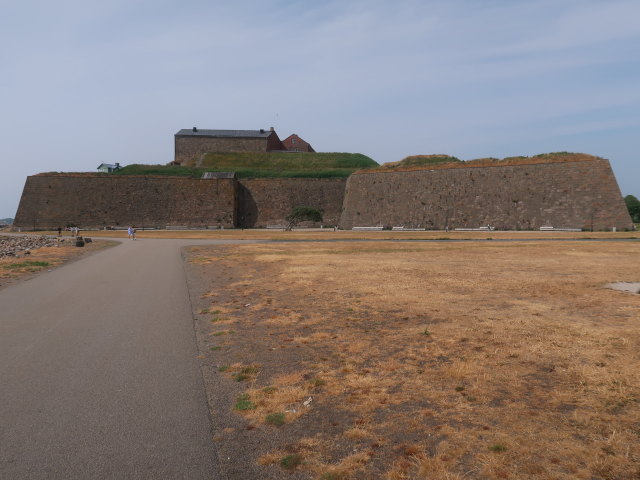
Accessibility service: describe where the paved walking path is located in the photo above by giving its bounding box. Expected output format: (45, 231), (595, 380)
(0, 238), (236, 479)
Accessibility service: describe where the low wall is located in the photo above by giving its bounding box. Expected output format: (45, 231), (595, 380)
(13, 175), (237, 229)
(340, 158), (633, 231)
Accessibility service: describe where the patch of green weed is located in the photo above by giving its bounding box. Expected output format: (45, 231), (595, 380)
(234, 393), (255, 411)
(320, 473), (341, 480)
(265, 412), (285, 426)
(310, 377), (326, 388)
(280, 454), (303, 470)
(234, 366), (259, 382)
(3, 260), (50, 271)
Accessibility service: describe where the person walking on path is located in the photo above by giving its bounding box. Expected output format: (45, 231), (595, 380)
(127, 226), (133, 240)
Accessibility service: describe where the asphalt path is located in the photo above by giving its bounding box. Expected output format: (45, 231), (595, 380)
(0, 237), (242, 480)
(2, 233), (636, 479)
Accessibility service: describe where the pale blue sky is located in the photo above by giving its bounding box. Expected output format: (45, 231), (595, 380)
(1, 0), (639, 218)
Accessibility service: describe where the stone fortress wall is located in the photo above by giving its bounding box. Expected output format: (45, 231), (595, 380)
(13, 156), (633, 231)
(13, 175), (346, 230)
(340, 157), (633, 231)
(13, 175), (237, 229)
(237, 178), (346, 228)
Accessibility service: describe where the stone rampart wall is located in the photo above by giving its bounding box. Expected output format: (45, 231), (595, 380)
(13, 175), (345, 230)
(13, 158), (632, 231)
(340, 159), (633, 231)
(13, 175), (237, 229)
(238, 178), (346, 227)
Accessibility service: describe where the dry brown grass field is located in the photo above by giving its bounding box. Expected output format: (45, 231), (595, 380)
(36, 228), (640, 242)
(186, 239), (640, 479)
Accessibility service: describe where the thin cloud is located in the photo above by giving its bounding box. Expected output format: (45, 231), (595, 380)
(1, 0), (639, 217)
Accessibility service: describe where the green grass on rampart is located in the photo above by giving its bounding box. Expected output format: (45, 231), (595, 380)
(393, 155), (461, 168)
(199, 151), (377, 172)
(114, 152), (377, 178)
(114, 165), (203, 177)
(371, 152), (604, 173)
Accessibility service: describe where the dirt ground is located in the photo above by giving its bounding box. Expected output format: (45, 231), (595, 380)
(0, 236), (116, 290)
(184, 239), (640, 480)
(30, 228), (640, 242)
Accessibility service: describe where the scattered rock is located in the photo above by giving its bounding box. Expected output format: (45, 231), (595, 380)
(0, 235), (67, 259)
(604, 282), (640, 294)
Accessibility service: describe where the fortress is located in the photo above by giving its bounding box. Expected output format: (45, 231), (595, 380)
(13, 129), (633, 231)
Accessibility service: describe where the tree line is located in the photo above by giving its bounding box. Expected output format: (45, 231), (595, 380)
(625, 195), (640, 223)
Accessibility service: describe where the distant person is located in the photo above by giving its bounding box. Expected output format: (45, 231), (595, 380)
(127, 226), (133, 240)
(57, 227), (62, 236)
(132, 226), (137, 240)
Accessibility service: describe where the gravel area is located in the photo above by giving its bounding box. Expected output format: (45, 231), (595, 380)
(0, 235), (70, 258)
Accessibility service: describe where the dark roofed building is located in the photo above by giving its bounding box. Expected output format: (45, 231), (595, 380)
(282, 134), (315, 152)
(174, 127), (283, 165)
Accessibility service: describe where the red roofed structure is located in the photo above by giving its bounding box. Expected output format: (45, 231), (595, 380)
(282, 134), (315, 153)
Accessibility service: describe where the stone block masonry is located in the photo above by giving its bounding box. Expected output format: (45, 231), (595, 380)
(340, 158), (633, 231)
(13, 175), (237, 230)
(13, 157), (632, 231)
(13, 175), (345, 230)
(237, 178), (346, 228)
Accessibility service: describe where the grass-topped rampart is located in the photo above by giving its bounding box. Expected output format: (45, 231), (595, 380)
(113, 152), (377, 178)
(363, 152), (605, 174)
(199, 151), (377, 177)
(381, 154), (462, 169)
(112, 165), (204, 177)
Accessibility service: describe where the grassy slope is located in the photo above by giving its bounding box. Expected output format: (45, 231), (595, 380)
(369, 152), (604, 173)
(381, 154), (462, 169)
(114, 152), (378, 178)
(198, 152), (377, 178)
